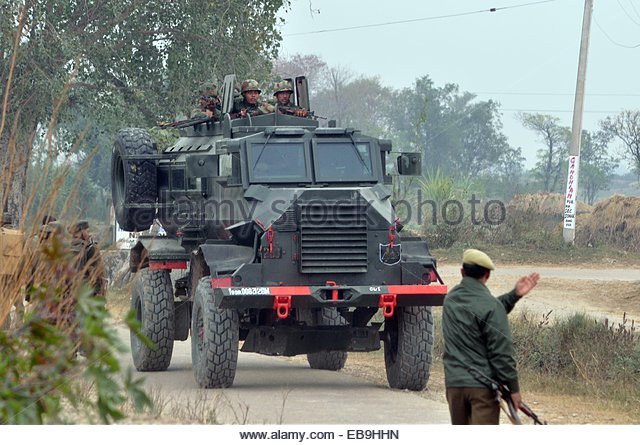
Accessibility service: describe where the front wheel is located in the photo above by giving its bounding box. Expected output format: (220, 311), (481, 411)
(383, 306), (434, 391)
(130, 268), (175, 371)
(191, 277), (239, 388)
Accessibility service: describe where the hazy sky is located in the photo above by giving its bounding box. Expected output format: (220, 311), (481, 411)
(277, 0), (640, 169)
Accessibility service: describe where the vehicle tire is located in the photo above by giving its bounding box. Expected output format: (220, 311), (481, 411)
(112, 127), (157, 232)
(130, 268), (175, 371)
(383, 306), (434, 391)
(191, 277), (239, 388)
(306, 307), (348, 371)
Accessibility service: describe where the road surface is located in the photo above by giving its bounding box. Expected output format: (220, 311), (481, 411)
(115, 264), (638, 424)
(116, 327), (451, 424)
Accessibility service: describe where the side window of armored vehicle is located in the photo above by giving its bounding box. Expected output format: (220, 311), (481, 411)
(313, 141), (375, 182)
(158, 167), (170, 188)
(172, 168), (185, 190)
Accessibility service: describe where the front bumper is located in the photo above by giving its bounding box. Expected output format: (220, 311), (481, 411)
(213, 282), (447, 318)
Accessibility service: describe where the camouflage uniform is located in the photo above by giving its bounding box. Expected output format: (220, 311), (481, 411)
(26, 222), (78, 328)
(190, 81), (221, 119)
(69, 220), (107, 298)
(272, 80), (308, 117)
(230, 79), (272, 118)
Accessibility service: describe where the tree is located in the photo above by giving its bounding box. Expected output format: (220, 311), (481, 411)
(272, 53), (328, 95)
(602, 110), (640, 179)
(313, 75), (392, 137)
(1, 0), (288, 221)
(484, 145), (526, 199)
(317, 65), (354, 127)
(519, 113), (570, 192)
(455, 99), (511, 178)
(579, 128), (618, 205)
(387, 76), (512, 179)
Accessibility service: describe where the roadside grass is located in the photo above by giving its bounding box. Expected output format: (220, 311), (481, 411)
(105, 286), (132, 322)
(342, 308), (640, 424)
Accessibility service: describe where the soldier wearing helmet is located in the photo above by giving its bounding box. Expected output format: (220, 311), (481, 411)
(272, 80), (308, 118)
(230, 79), (268, 119)
(191, 81), (220, 119)
(68, 220), (107, 298)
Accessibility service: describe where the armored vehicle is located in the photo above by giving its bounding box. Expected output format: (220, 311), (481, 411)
(112, 75), (447, 389)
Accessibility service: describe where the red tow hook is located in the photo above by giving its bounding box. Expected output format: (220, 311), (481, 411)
(379, 294), (397, 318)
(267, 226), (274, 254)
(388, 218), (399, 249)
(326, 280), (339, 301)
(273, 295), (292, 319)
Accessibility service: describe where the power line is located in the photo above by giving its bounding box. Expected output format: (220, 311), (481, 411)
(475, 91), (640, 97)
(499, 108), (622, 113)
(284, 0), (557, 37)
(617, 0), (640, 27)
(628, 0), (640, 22)
(594, 15), (640, 48)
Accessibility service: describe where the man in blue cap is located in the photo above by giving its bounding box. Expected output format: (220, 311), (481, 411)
(442, 249), (540, 425)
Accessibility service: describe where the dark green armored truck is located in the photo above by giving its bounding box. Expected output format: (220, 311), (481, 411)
(112, 75), (447, 389)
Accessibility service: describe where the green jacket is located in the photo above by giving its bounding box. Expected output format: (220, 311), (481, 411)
(442, 276), (521, 392)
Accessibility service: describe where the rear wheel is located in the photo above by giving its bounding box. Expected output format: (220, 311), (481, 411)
(112, 128), (157, 232)
(384, 306), (434, 391)
(130, 268), (175, 371)
(191, 277), (239, 388)
(306, 307), (348, 371)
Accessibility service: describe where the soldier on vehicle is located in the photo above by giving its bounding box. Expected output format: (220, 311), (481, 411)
(230, 79), (270, 118)
(68, 220), (107, 298)
(272, 80), (308, 117)
(191, 81), (221, 119)
(442, 249), (540, 425)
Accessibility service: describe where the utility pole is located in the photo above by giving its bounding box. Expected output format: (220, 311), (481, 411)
(563, 0), (594, 244)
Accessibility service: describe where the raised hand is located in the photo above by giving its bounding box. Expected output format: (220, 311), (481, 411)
(514, 272), (540, 298)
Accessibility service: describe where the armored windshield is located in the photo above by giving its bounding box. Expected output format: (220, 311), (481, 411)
(248, 142), (310, 183)
(314, 142), (375, 182)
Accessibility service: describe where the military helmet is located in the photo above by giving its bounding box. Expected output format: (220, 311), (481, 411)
(69, 220), (89, 234)
(42, 221), (64, 237)
(196, 81), (218, 97)
(241, 79), (261, 94)
(273, 80), (294, 96)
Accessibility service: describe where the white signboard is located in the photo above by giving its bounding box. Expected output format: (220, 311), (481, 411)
(115, 221), (138, 249)
(111, 206), (139, 249)
(563, 155), (580, 230)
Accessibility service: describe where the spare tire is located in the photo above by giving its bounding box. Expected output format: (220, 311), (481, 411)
(112, 128), (157, 232)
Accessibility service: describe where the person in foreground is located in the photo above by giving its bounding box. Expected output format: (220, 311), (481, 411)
(442, 248), (540, 425)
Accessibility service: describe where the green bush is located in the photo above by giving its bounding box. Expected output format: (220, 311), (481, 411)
(0, 235), (152, 424)
(512, 311), (640, 383)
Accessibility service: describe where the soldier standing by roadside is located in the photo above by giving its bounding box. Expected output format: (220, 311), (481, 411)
(442, 249), (540, 425)
(69, 220), (107, 298)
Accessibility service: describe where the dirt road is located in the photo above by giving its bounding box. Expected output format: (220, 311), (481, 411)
(438, 264), (640, 323)
(114, 264), (639, 425)
(115, 327), (451, 424)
